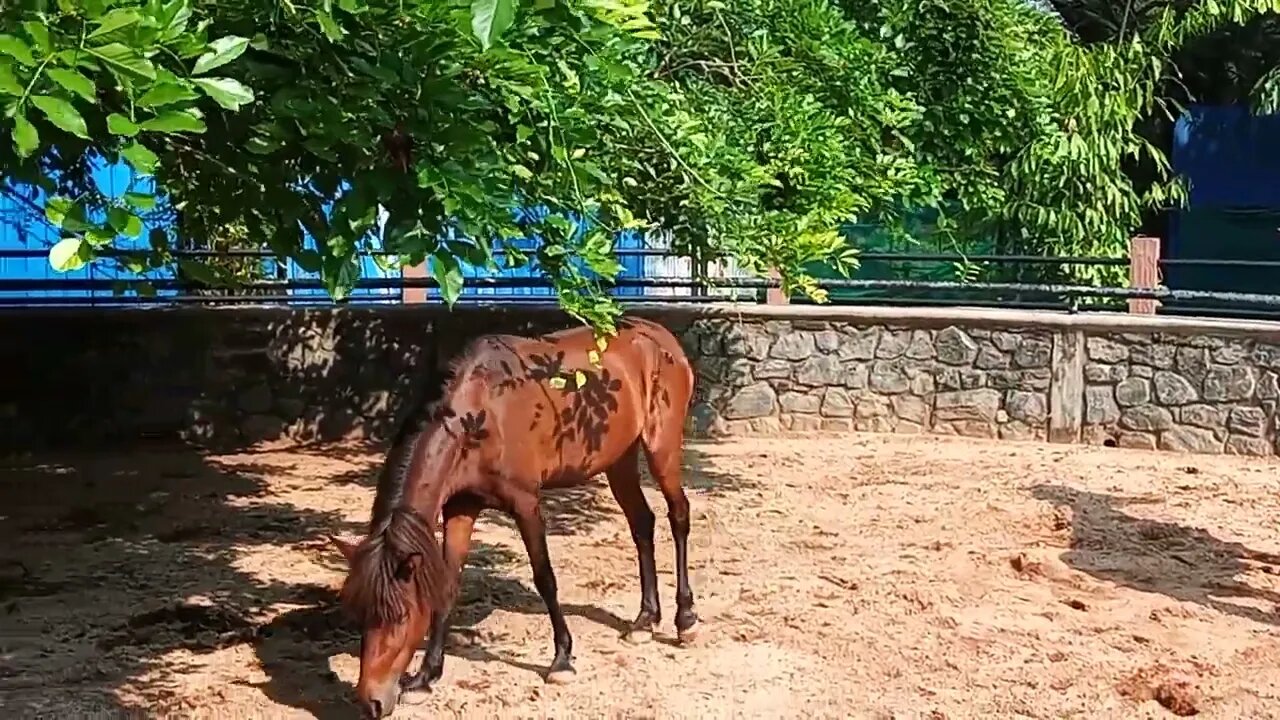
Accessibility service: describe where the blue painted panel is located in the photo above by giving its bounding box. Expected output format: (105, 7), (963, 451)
(3, 161), (663, 302)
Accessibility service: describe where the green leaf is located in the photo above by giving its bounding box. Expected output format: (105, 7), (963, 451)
(179, 259), (222, 286)
(148, 227), (170, 252)
(124, 192), (156, 210)
(45, 196), (73, 227)
(293, 249), (323, 273)
(0, 35), (35, 66)
(194, 77), (255, 111)
(139, 110), (207, 133)
(30, 95), (89, 139)
(192, 36), (249, 75)
(315, 10), (345, 41)
(0, 62), (22, 95)
(49, 237), (88, 272)
(471, 0), (516, 51)
(429, 251), (465, 306)
(21, 22), (51, 53)
(121, 142), (159, 174)
(88, 43), (157, 81)
(106, 113), (139, 136)
(107, 207), (144, 236)
(137, 83), (198, 107)
(46, 68), (96, 102)
(12, 113), (38, 158)
(88, 8), (143, 39)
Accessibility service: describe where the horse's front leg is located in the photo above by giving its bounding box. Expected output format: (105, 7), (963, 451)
(401, 494), (483, 692)
(512, 495), (575, 683)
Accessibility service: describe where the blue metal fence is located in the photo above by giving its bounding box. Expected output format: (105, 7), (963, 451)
(0, 157), (665, 303)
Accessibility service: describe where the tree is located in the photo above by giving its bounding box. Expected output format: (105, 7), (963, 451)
(5, 0), (1280, 331)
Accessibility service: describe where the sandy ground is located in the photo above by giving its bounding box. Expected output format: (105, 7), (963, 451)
(2, 434), (1280, 719)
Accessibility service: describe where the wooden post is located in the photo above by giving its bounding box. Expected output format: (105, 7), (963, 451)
(765, 267), (789, 305)
(402, 261), (429, 304)
(1127, 235), (1161, 315)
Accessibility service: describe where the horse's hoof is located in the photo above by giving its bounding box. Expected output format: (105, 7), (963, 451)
(545, 668), (577, 685)
(677, 622), (701, 645)
(624, 628), (653, 645)
(400, 673), (428, 692)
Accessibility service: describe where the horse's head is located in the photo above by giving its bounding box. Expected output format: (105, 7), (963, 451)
(329, 509), (450, 719)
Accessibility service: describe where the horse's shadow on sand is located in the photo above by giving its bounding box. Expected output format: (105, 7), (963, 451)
(251, 558), (634, 719)
(1031, 483), (1280, 626)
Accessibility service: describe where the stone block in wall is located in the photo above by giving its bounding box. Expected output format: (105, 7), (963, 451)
(934, 389), (1000, 423)
(724, 381), (778, 420)
(1084, 386), (1120, 425)
(1130, 344), (1175, 369)
(1084, 363), (1127, 383)
(1006, 391), (1047, 425)
(892, 394), (931, 426)
(876, 329), (912, 359)
(1087, 336), (1128, 363)
(1204, 365), (1256, 402)
(868, 360), (911, 394)
(1179, 404), (1225, 432)
(1160, 426), (1223, 454)
(769, 331), (815, 361)
(935, 327), (978, 366)
(905, 330), (935, 360)
(936, 367), (986, 391)
(1115, 377), (1150, 407)
(815, 330), (841, 353)
(820, 388), (854, 418)
(779, 391), (821, 414)
(1227, 407), (1267, 437)
(975, 342), (1011, 370)
(1013, 339), (1052, 369)
(1119, 405), (1174, 432)
(836, 327), (879, 361)
(1174, 346), (1210, 386)
(841, 362), (869, 389)
(1118, 432), (1157, 450)
(1153, 371), (1197, 405)
(795, 355), (843, 386)
(1226, 435), (1271, 456)
(754, 359), (792, 380)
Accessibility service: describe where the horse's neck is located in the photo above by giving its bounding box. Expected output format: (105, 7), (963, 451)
(398, 423), (467, 528)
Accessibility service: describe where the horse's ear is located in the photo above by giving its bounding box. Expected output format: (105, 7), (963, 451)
(328, 534), (360, 564)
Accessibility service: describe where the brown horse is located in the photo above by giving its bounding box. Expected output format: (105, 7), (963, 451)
(328, 316), (700, 718)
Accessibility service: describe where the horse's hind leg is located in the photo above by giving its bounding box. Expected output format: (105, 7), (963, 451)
(605, 441), (661, 644)
(641, 424), (699, 644)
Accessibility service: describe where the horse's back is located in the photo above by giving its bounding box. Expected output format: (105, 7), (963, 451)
(449, 319), (691, 485)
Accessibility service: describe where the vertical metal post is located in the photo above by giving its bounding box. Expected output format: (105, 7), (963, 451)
(402, 261), (429, 304)
(1128, 235), (1161, 314)
(765, 267), (789, 305)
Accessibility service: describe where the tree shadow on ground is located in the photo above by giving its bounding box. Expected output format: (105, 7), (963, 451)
(250, 441), (751, 718)
(0, 447), (363, 717)
(1030, 483), (1280, 626)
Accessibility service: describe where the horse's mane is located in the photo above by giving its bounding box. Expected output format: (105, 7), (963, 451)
(338, 346), (480, 627)
(338, 506), (452, 626)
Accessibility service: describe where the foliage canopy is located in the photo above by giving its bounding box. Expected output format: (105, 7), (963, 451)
(3, 0), (1280, 330)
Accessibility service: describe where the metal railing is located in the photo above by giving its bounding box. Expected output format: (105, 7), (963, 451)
(2, 244), (1280, 321)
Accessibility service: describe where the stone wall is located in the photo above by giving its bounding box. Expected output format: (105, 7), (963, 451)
(1081, 332), (1280, 455)
(683, 321), (1054, 441)
(3, 303), (1280, 457)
